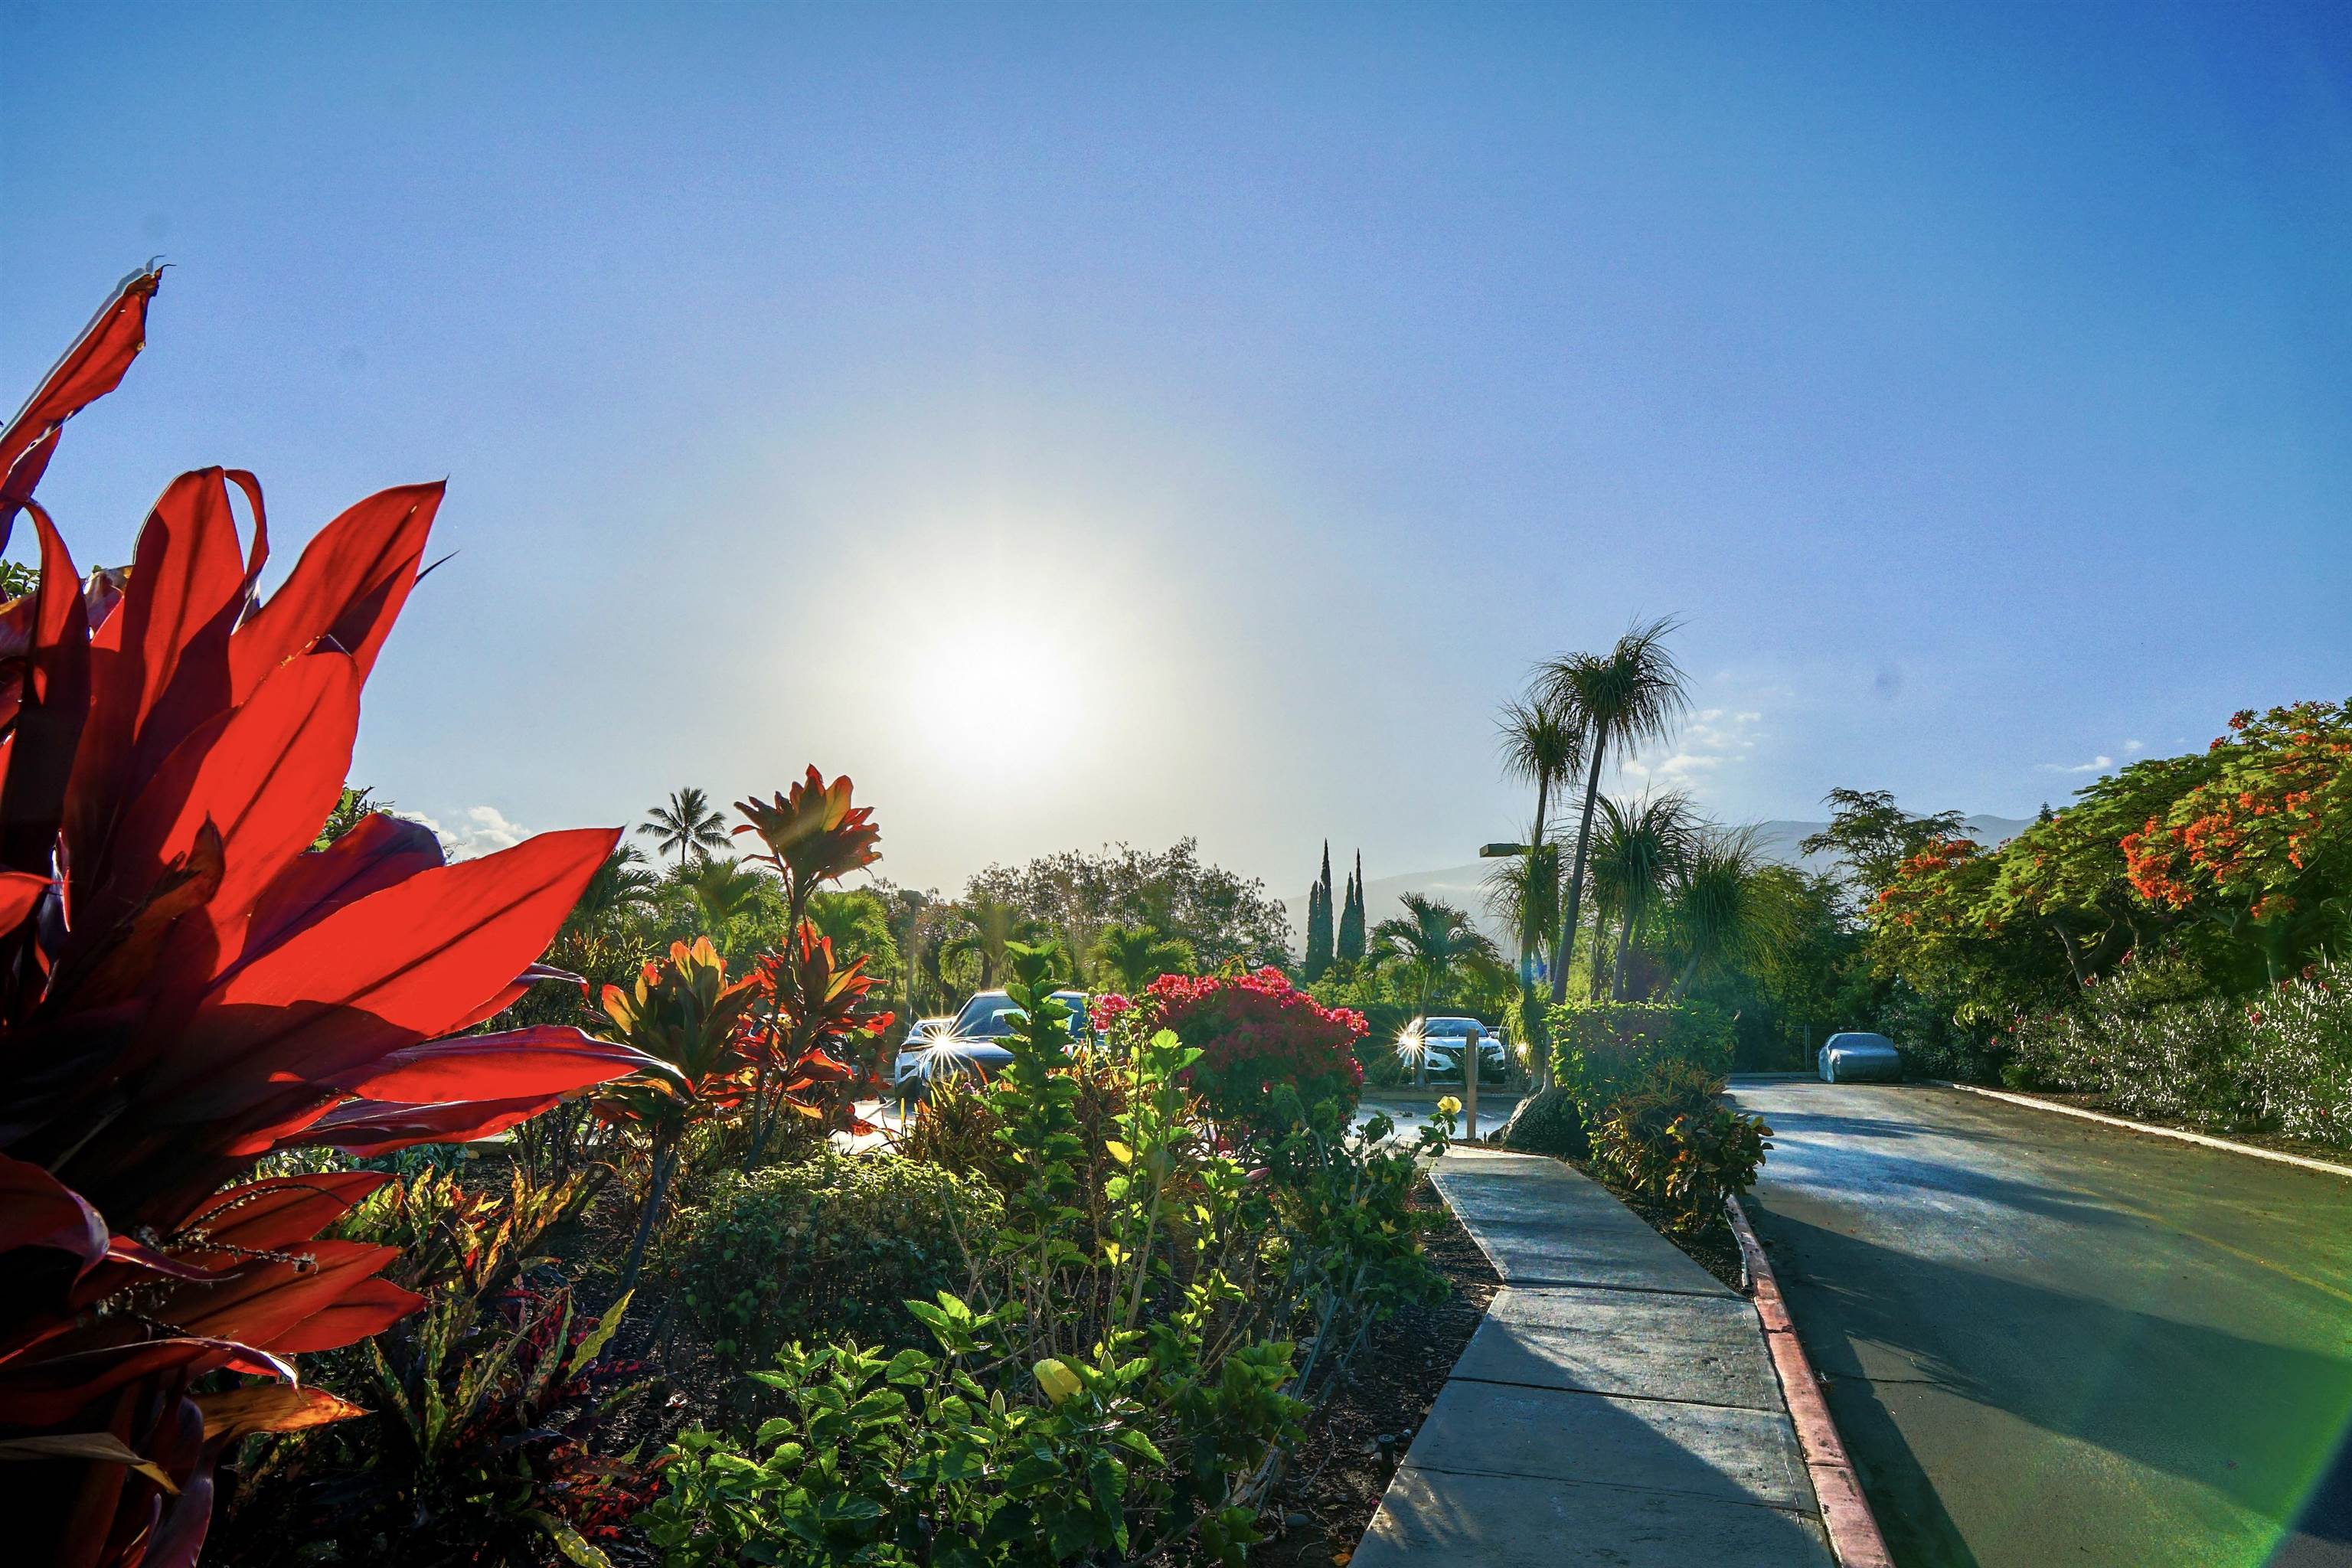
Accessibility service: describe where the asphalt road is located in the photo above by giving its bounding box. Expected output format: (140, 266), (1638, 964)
(1725, 1078), (2352, 1568)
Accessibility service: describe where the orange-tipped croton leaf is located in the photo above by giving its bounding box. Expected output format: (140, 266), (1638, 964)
(0, 270), (159, 545)
(227, 482), (441, 703)
(1, 1338), (297, 1427)
(0, 505), (90, 875)
(326, 1026), (658, 1102)
(162, 826), (621, 1113)
(193, 1383), (365, 1445)
(286, 1091), (574, 1158)
(0, 1153), (108, 1279)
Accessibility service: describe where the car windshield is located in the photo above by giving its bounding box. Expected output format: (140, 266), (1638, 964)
(1424, 1019), (1480, 1037)
(952, 994), (1089, 1040)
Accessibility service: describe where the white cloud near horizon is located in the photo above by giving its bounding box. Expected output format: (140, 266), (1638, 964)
(2039, 755), (2115, 776)
(1619, 707), (1764, 793)
(396, 805), (531, 861)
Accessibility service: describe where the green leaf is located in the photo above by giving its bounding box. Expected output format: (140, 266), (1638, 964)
(522, 1510), (613, 1568)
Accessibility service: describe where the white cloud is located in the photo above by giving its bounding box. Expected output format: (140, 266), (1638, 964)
(395, 805), (530, 861)
(2123, 738), (2145, 754)
(1619, 709), (1763, 791)
(2038, 756), (2115, 776)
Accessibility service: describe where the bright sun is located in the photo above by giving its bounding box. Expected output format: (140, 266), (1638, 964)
(902, 619), (1081, 773)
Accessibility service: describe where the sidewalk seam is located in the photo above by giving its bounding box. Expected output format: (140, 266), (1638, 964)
(1470, 1274), (1735, 1300)
(1930, 1081), (2352, 1180)
(1446, 1371), (1789, 1415)
(1397, 1458), (1823, 1517)
(1726, 1194), (1895, 1568)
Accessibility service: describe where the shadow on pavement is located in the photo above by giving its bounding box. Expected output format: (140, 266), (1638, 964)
(1754, 1208), (2352, 1565)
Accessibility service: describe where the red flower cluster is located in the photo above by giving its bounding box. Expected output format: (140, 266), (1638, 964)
(1128, 968), (1365, 1128)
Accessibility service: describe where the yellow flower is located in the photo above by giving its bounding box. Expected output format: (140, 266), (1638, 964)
(1437, 1095), (1462, 1116)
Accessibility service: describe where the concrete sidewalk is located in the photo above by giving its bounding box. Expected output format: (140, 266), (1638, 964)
(1351, 1148), (1834, 1567)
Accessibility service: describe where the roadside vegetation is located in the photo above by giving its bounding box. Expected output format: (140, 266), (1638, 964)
(0, 276), (1460, 1568)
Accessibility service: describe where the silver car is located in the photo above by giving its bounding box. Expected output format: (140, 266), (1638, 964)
(1819, 1031), (1904, 1083)
(891, 990), (1091, 1091)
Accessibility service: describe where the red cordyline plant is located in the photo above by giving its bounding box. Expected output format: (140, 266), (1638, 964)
(730, 769), (889, 1155)
(0, 273), (657, 1567)
(591, 936), (760, 1285)
(739, 920), (896, 1152)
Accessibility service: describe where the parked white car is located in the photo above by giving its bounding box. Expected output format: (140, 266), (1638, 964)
(1416, 1017), (1508, 1083)
(1819, 1031), (1904, 1083)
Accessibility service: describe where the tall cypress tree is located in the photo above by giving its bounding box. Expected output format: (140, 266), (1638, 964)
(1336, 851), (1367, 962)
(1305, 840), (1335, 979)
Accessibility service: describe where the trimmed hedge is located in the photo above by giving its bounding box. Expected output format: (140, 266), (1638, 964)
(658, 1152), (1001, 1363)
(1547, 1000), (1735, 1119)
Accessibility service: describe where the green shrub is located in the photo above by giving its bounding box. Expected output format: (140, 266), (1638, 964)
(1589, 1060), (1772, 1233)
(1548, 1000), (1734, 1119)
(2006, 954), (2352, 1148)
(660, 1152), (1001, 1362)
(639, 943), (1446, 1567)
(1498, 1085), (1588, 1159)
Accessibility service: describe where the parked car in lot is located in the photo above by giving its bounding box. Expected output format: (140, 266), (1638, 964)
(891, 989), (1092, 1093)
(1416, 1016), (1508, 1084)
(1819, 1031), (1904, 1083)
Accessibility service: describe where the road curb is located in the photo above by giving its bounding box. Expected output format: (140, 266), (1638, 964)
(1932, 1081), (2352, 1181)
(1725, 1194), (1893, 1568)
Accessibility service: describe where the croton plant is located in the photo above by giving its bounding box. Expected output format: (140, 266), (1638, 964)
(0, 273), (658, 1565)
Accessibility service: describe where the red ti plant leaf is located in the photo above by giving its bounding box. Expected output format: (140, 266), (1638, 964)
(0, 282), (646, 1568)
(0, 269), (160, 546)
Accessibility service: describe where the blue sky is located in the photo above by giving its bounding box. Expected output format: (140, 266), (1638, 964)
(5, 2), (2347, 897)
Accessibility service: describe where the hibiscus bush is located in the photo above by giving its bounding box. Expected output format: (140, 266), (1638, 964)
(1104, 968), (1367, 1134)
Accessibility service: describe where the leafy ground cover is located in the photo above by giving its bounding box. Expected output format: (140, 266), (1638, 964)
(1249, 1183), (1498, 1568)
(0, 276), (1463, 1568)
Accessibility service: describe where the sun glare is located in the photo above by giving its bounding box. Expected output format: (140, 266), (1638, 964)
(903, 619), (1080, 773)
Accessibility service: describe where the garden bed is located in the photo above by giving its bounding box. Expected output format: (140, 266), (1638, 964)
(1250, 1178), (1500, 1568)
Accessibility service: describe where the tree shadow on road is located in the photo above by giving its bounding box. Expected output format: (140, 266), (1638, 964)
(1749, 1209), (2352, 1567)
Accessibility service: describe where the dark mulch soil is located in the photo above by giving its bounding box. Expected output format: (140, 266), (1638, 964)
(1565, 1157), (1747, 1292)
(1249, 1178), (1499, 1568)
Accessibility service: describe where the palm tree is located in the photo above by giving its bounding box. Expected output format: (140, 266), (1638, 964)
(682, 855), (769, 936)
(1540, 618), (1690, 1014)
(1668, 826), (1797, 995)
(940, 890), (1032, 990)
(1495, 694), (1582, 983)
(568, 842), (662, 933)
(1589, 792), (1694, 999)
(1371, 893), (1504, 1018)
(1091, 922), (1196, 993)
(638, 786), (731, 871)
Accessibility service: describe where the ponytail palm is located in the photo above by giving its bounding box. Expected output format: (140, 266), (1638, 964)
(1540, 618), (1690, 1014)
(1590, 792), (1695, 999)
(1669, 827), (1798, 995)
